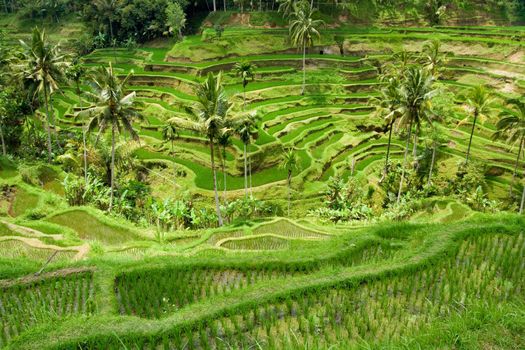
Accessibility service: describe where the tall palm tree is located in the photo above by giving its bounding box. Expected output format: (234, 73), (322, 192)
(18, 27), (68, 162)
(373, 76), (402, 177)
(235, 112), (260, 198)
(462, 85), (493, 165)
(166, 73), (229, 226)
(427, 123), (443, 185)
(233, 61), (256, 109)
(66, 60), (88, 181)
(162, 121), (179, 151)
(217, 129), (232, 202)
(94, 0), (117, 45)
(195, 72), (230, 226)
(289, 3), (324, 95)
(79, 63), (143, 212)
(279, 148), (300, 216)
(421, 40), (446, 78)
(0, 91), (7, 156)
(397, 67), (437, 202)
(493, 98), (525, 202)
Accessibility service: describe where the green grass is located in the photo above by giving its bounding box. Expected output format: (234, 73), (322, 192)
(10, 188), (39, 217)
(46, 209), (141, 245)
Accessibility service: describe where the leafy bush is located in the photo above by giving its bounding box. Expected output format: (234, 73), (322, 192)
(312, 176), (373, 222)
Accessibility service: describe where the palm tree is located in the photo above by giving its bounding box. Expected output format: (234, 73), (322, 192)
(233, 61), (256, 109)
(427, 123), (443, 185)
(279, 148), (300, 216)
(18, 27), (68, 162)
(195, 72), (230, 226)
(162, 121), (179, 151)
(66, 60), (88, 181)
(462, 85), (493, 165)
(397, 67), (437, 202)
(384, 50), (413, 76)
(421, 40), (446, 78)
(79, 63), (143, 212)
(94, 0), (117, 45)
(235, 112), (260, 198)
(0, 90), (10, 155)
(289, 3), (324, 95)
(493, 98), (525, 201)
(277, 0), (296, 18)
(217, 129), (232, 202)
(373, 76), (402, 177)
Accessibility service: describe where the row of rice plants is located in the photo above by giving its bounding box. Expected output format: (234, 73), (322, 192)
(220, 235), (291, 250)
(0, 271), (95, 347)
(0, 240), (76, 263)
(115, 266), (302, 319)
(103, 232), (523, 349)
(114, 239), (402, 320)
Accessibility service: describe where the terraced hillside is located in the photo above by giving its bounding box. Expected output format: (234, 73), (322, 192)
(1, 5), (525, 348)
(45, 26), (525, 213)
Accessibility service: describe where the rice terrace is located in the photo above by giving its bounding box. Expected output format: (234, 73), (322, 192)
(1, 0), (525, 348)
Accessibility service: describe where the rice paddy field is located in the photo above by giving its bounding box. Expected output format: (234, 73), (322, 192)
(0, 6), (525, 350)
(38, 25), (525, 210)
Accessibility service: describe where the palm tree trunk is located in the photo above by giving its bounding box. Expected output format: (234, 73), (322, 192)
(520, 184), (525, 215)
(222, 147), (227, 202)
(397, 117), (414, 203)
(287, 170), (292, 216)
(465, 111), (478, 165)
(42, 85), (53, 162)
(224, 0), (226, 11)
(384, 121), (393, 175)
(243, 85), (246, 110)
(412, 123), (419, 159)
(78, 82), (88, 183)
(210, 138), (223, 226)
(0, 122), (6, 156)
(109, 126), (116, 212)
(509, 136), (524, 198)
(244, 143), (248, 198)
(428, 142), (437, 186)
(249, 154), (252, 196)
(212, 0), (216, 11)
(302, 43), (306, 95)
(109, 18), (114, 45)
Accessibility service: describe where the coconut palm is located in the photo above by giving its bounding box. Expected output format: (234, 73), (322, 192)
(192, 72), (230, 226)
(66, 60), (88, 181)
(421, 40), (446, 78)
(383, 50), (414, 76)
(162, 121), (179, 151)
(166, 72), (230, 226)
(427, 123), (444, 185)
(18, 27), (68, 162)
(79, 63), (143, 212)
(289, 2), (324, 95)
(397, 66), (437, 202)
(372, 76), (402, 177)
(94, 0), (118, 45)
(217, 129), (232, 202)
(279, 148), (300, 216)
(493, 98), (525, 203)
(233, 61), (256, 109)
(462, 85), (493, 165)
(235, 112), (260, 198)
